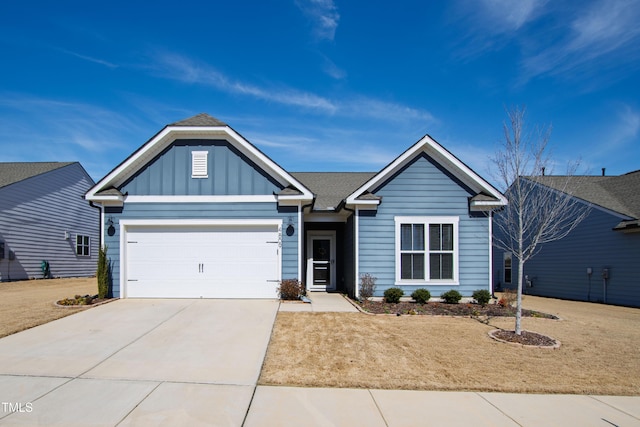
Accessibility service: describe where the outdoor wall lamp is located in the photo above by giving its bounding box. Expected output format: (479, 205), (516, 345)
(286, 216), (295, 236)
(107, 216), (116, 236)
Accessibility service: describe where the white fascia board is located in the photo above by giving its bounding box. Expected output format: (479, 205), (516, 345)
(344, 200), (380, 210)
(470, 200), (506, 211)
(345, 135), (507, 206)
(123, 195), (277, 203)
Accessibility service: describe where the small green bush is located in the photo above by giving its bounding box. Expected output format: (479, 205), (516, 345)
(384, 287), (404, 303)
(472, 289), (492, 305)
(278, 279), (303, 300)
(411, 288), (431, 304)
(441, 289), (462, 304)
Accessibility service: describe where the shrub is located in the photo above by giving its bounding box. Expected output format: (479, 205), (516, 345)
(472, 289), (492, 305)
(97, 245), (111, 299)
(440, 289), (462, 304)
(498, 289), (518, 307)
(359, 273), (377, 301)
(278, 279), (303, 300)
(411, 288), (431, 304)
(384, 287), (404, 303)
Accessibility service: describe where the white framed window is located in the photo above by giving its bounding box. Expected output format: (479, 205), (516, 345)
(191, 151), (208, 178)
(503, 252), (512, 284)
(76, 235), (90, 256)
(395, 216), (459, 284)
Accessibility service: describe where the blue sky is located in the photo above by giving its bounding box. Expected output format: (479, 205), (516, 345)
(1, 0), (639, 185)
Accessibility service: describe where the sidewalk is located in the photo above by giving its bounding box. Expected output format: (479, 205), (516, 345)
(244, 386), (640, 427)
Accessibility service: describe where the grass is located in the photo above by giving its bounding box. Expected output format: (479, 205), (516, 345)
(0, 277), (97, 338)
(259, 295), (640, 395)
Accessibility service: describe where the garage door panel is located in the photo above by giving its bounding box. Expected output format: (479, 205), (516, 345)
(124, 225), (280, 298)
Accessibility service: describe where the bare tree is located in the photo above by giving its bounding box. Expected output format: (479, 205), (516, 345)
(492, 106), (590, 335)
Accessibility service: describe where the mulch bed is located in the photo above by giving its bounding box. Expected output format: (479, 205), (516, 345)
(358, 300), (558, 319)
(490, 329), (559, 347)
(56, 294), (112, 307)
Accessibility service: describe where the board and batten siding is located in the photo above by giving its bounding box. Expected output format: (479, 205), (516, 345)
(358, 154), (491, 297)
(119, 140), (282, 196)
(0, 163), (98, 281)
(506, 207), (640, 307)
(104, 202), (299, 298)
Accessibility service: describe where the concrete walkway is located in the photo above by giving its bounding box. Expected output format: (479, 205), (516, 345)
(278, 291), (359, 312)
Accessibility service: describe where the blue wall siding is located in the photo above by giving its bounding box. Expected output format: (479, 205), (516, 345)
(0, 164), (99, 281)
(497, 208), (640, 307)
(104, 202), (298, 297)
(358, 154), (490, 297)
(120, 140), (282, 196)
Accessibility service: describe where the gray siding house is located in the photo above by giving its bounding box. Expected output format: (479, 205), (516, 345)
(493, 171), (640, 307)
(85, 113), (506, 299)
(0, 162), (99, 281)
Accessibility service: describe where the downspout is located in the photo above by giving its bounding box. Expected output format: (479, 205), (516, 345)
(88, 201), (104, 248)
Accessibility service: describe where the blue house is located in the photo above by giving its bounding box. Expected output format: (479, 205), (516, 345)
(0, 162), (98, 281)
(85, 113), (506, 299)
(493, 171), (640, 307)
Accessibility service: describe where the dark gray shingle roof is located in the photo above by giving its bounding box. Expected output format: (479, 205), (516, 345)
(0, 162), (75, 189)
(531, 170), (640, 220)
(292, 172), (376, 210)
(170, 113), (227, 127)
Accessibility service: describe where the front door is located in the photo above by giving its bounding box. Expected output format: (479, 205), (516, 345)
(307, 232), (336, 291)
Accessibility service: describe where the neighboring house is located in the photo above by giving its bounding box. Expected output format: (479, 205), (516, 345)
(0, 162), (99, 281)
(85, 113), (506, 299)
(493, 171), (640, 307)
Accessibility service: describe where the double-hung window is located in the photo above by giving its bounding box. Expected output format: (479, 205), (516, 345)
(395, 216), (458, 284)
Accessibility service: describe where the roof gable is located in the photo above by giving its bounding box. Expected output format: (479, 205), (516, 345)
(0, 162), (75, 189)
(86, 114), (313, 202)
(345, 135), (507, 209)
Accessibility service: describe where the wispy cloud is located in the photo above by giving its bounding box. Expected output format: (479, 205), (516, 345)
(57, 48), (118, 69)
(475, 0), (545, 33)
(151, 52), (436, 126)
(0, 94), (145, 179)
(450, 0), (547, 58)
(152, 52), (338, 113)
(521, 0), (640, 81)
(295, 0), (340, 41)
(321, 54), (347, 80)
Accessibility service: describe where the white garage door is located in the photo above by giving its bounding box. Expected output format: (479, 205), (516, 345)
(124, 224), (280, 298)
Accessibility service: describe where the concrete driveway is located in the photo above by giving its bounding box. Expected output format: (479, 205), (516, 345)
(0, 299), (279, 426)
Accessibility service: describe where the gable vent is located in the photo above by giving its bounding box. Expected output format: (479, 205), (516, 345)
(191, 151), (209, 178)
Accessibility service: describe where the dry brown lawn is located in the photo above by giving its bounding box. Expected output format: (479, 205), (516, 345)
(0, 277), (97, 338)
(260, 295), (640, 395)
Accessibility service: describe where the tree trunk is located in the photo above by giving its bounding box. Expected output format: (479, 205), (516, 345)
(515, 257), (524, 335)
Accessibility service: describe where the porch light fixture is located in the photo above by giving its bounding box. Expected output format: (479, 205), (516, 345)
(107, 216), (116, 237)
(64, 231), (70, 240)
(286, 217), (295, 236)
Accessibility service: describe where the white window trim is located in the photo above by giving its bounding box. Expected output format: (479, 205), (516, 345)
(191, 150), (209, 178)
(394, 216), (459, 285)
